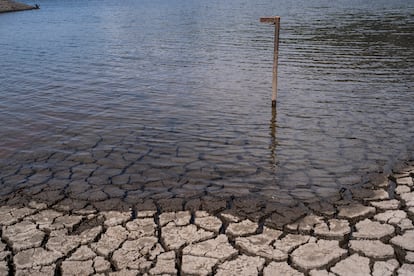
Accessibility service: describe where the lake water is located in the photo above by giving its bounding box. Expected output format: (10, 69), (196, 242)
(0, 0), (413, 205)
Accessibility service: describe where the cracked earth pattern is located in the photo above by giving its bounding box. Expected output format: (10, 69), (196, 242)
(0, 163), (413, 275)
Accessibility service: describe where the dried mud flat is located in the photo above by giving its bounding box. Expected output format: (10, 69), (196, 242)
(0, 161), (413, 275)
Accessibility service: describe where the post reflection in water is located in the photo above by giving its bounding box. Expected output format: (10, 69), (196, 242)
(269, 106), (278, 171)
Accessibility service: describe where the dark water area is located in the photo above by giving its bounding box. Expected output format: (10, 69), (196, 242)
(0, 0), (413, 206)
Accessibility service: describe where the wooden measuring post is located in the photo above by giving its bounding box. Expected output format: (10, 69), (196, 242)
(260, 16), (280, 107)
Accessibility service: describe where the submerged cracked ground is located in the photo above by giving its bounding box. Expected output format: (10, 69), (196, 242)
(0, 162), (413, 275)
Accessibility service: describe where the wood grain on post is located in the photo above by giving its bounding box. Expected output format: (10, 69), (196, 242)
(260, 16), (280, 107)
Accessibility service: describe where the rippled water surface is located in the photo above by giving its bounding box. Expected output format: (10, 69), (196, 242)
(0, 0), (413, 204)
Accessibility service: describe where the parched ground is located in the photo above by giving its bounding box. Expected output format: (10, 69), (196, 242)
(0, 163), (413, 275)
(0, 0), (36, 13)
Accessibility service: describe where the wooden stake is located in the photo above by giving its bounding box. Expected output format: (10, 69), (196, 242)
(260, 16), (280, 107)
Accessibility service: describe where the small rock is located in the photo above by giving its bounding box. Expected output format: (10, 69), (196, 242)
(226, 219), (258, 236)
(372, 259), (399, 276)
(291, 240), (347, 271)
(216, 255), (266, 276)
(353, 219), (394, 239)
(330, 254), (370, 276)
(390, 230), (414, 251)
(263, 261), (304, 276)
(349, 240), (394, 260)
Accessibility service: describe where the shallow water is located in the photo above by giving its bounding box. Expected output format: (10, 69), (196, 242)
(0, 0), (413, 204)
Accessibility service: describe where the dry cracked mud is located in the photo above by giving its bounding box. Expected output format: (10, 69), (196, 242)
(0, 162), (413, 275)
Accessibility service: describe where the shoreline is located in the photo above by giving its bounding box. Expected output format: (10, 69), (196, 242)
(0, 161), (413, 275)
(0, 0), (37, 13)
